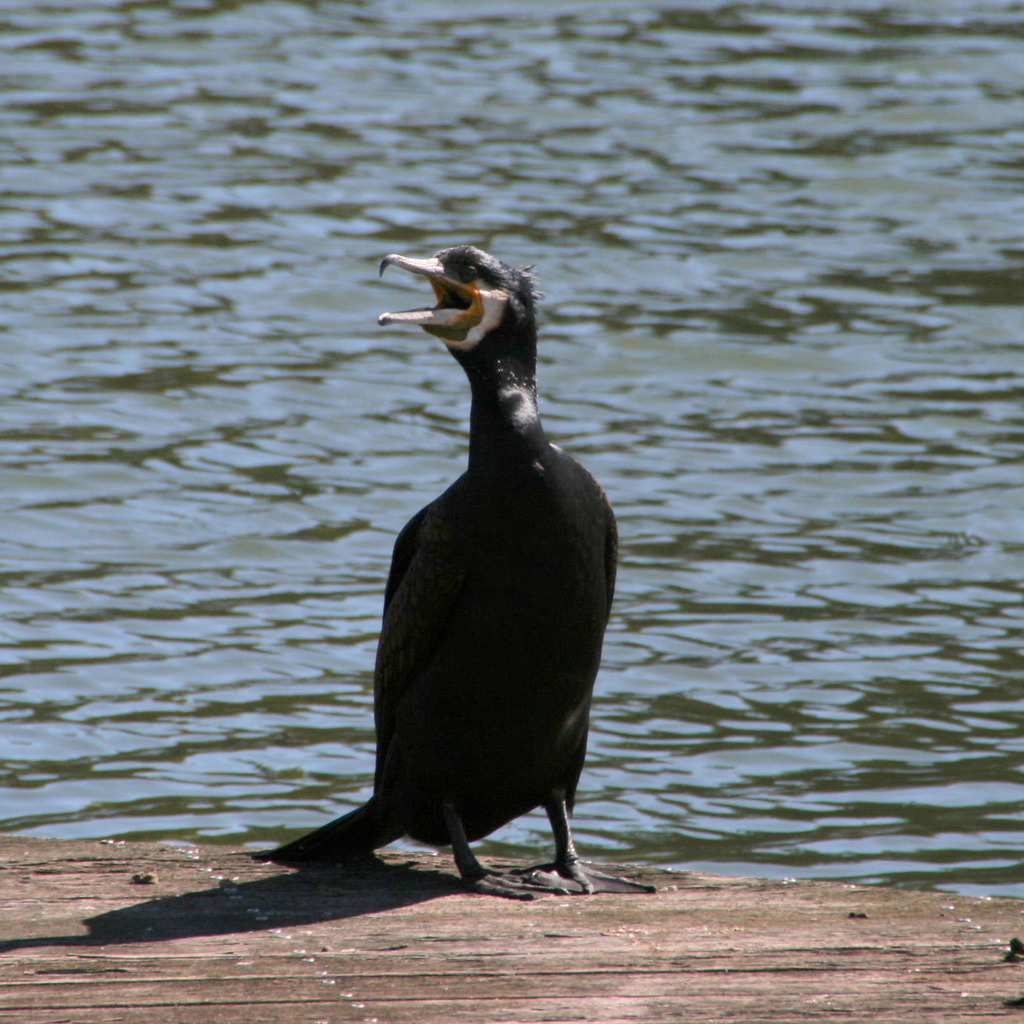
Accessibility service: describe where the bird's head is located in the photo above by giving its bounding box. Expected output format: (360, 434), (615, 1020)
(377, 245), (541, 369)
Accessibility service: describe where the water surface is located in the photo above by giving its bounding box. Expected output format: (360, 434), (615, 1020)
(1, 0), (1022, 898)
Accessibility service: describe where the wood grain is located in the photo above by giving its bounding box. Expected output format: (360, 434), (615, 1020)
(1, 836), (1021, 1022)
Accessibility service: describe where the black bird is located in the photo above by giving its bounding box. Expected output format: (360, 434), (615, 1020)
(256, 245), (653, 898)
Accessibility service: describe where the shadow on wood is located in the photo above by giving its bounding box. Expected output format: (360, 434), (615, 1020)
(0, 854), (460, 953)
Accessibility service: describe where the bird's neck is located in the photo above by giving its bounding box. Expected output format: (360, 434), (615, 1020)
(466, 362), (548, 473)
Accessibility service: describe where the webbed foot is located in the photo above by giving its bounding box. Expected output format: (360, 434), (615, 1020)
(442, 798), (655, 900)
(509, 859), (655, 895)
(462, 869), (572, 900)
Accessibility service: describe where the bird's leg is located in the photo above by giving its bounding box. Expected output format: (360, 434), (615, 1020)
(547, 789), (582, 875)
(442, 800), (569, 900)
(507, 791), (656, 895)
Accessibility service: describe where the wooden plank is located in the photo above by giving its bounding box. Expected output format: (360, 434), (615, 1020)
(1, 836), (1022, 1022)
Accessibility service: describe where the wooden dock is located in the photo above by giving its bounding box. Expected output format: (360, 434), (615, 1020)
(1, 835), (1021, 1022)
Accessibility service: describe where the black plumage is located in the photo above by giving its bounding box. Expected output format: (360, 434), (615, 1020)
(256, 246), (652, 898)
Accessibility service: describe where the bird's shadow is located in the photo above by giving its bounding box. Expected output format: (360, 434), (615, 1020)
(0, 855), (463, 954)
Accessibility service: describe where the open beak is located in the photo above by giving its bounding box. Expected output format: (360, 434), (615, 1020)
(377, 253), (485, 342)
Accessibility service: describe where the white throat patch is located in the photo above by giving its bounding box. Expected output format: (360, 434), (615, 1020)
(443, 287), (509, 351)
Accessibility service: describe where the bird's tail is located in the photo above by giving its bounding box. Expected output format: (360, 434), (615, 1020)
(253, 796), (402, 865)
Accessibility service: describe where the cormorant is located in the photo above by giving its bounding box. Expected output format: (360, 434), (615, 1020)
(256, 245), (653, 899)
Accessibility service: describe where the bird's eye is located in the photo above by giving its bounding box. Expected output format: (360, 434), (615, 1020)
(453, 264), (477, 284)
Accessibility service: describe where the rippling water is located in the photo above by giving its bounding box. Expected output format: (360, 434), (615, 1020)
(2, 1), (1022, 899)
